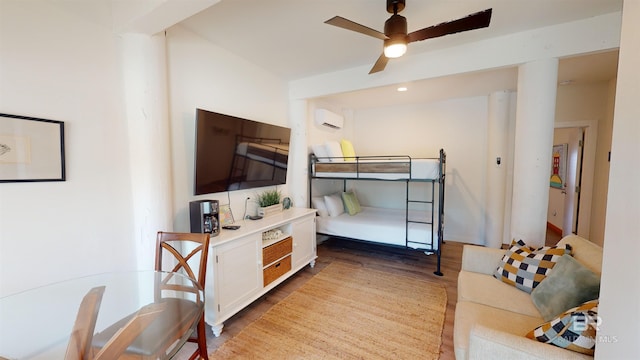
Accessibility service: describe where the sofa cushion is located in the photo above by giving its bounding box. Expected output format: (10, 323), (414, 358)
(557, 235), (602, 275)
(454, 301), (544, 360)
(468, 325), (594, 360)
(494, 240), (572, 294)
(531, 254), (601, 321)
(526, 299), (598, 355)
(458, 271), (541, 318)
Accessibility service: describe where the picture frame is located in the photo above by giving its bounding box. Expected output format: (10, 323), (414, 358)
(219, 204), (235, 226)
(0, 113), (65, 182)
(550, 143), (568, 189)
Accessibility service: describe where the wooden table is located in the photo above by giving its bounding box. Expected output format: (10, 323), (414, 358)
(0, 271), (203, 359)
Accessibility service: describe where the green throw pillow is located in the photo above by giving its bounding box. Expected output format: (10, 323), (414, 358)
(531, 254), (600, 321)
(341, 191), (361, 215)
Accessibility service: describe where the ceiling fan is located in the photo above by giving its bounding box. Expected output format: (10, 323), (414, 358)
(324, 0), (493, 74)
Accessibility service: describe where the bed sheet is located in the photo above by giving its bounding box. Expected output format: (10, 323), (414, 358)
(316, 206), (439, 250)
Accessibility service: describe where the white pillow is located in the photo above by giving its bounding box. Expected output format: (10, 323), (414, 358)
(311, 144), (330, 163)
(324, 140), (344, 162)
(324, 193), (345, 217)
(311, 196), (329, 217)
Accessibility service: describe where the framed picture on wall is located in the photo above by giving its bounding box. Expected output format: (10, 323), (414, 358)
(550, 143), (568, 189)
(0, 113), (65, 182)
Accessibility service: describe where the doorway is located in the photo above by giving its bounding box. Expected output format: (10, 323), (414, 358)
(547, 123), (595, 239)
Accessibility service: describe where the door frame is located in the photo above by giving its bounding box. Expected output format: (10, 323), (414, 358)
(553, 121), (597, 238)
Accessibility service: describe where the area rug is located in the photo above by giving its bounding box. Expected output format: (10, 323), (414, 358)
(211, 261), (447, 359)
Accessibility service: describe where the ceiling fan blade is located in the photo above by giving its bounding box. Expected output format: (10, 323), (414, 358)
(369, 53), (389, 74)
(325, 16), (388, 40)
(407, 8), (492, 43)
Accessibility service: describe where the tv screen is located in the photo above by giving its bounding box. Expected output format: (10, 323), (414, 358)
(194, 108), (291, 195)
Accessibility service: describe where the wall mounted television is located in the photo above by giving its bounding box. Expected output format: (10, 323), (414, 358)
(194, 108), (291, 195)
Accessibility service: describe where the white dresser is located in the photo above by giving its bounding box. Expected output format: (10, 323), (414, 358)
(204, 207), (317, 336)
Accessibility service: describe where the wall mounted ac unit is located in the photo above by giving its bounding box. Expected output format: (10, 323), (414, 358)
(315, 109), (344, 129)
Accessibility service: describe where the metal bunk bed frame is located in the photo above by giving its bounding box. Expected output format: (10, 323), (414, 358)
(309, 149), (446, 276)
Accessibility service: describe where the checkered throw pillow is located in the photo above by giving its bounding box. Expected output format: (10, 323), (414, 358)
(494, 239), (572, 293)
(526, 299), (598, 355)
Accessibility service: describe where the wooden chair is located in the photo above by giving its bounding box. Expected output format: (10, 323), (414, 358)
(92, 232), (210, 360)
(154, 231), (210, 360)
(65, 286), (106, 360)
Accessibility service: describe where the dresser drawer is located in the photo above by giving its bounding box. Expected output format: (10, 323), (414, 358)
(262, 236), (293, 265)
(263, 255), (291, 286)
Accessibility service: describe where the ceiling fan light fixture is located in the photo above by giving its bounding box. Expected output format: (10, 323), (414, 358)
(383, 13), (408, 59)
(324, 0), (492, 74)
(384, 38), (407, 58)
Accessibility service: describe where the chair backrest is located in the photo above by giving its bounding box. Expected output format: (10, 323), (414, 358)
(92, 302), (167, 360)
(155, 232), (211, 289)
(65, 286), (106, 360)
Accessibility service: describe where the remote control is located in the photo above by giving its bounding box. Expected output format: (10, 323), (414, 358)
(222, 225), (241, 230)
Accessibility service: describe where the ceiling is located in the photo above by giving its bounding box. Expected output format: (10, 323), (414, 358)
(178, 0), (621, 108)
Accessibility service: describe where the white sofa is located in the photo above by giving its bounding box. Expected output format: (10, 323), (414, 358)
(454, 234), (603, 360)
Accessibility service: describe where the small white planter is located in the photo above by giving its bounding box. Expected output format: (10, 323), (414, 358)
(258, 203), (282, 217)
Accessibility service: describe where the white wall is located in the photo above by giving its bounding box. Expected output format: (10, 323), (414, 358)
(597, 1), (640, 357)
(165, 25), (292, 229)
(553, 81), (613, 243)
(544, 81), (615, 243)
(349, 96), (489, 245)
(0, 1), (137, 296)
(590, 79), (617, 247)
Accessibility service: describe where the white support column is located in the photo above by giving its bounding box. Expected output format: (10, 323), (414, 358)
(510, 58), (559, 248)
(120, 33), (173, 269)
(485, 91), (510, 248)
(287, 99), (309, 208)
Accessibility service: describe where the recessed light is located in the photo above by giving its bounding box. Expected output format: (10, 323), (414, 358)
(397, 87), (408, 92)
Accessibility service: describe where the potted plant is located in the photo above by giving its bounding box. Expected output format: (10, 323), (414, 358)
(256, 189), (282, 217)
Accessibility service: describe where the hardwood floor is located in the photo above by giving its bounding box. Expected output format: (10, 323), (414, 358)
(176, 238), (465, 359)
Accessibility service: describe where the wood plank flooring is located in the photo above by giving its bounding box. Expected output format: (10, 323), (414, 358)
(177, 238), (464, 359)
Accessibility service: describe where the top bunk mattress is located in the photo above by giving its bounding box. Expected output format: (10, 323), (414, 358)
(312, 157), (440, 180)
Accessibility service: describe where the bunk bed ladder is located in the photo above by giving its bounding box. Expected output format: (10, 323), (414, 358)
(434, 149), (446, 276)
(405, 148), (446, 277)
(405, 179), (436, 254)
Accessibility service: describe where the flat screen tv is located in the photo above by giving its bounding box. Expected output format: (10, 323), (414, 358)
(194, 108), (291, 195)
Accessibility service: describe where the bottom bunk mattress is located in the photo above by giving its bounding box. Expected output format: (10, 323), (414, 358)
(316, 206), (439, 251)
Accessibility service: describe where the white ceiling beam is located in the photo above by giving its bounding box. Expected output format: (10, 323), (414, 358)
(112, 0), (221, 35)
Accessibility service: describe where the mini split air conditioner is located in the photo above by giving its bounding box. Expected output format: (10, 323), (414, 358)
(315, 109), (344, 129)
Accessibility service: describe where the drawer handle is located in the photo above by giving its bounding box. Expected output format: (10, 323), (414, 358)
(275, 262), (281, 268)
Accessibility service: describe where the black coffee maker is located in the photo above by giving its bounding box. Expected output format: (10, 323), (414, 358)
(189, 200), (220, 236)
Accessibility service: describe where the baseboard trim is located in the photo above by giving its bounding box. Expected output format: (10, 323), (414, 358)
(547, 222), (563, 235)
